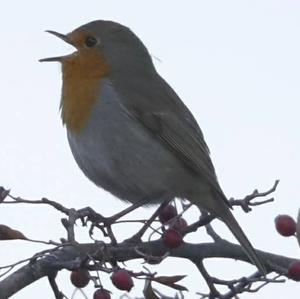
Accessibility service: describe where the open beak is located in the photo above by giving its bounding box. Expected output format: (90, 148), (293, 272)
(39, 30), (75, 62)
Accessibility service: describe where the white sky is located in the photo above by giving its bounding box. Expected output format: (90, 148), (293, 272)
(0, 1), (300, 298)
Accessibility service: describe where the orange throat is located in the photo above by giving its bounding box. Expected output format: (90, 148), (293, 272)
(61, 50), (111, 132)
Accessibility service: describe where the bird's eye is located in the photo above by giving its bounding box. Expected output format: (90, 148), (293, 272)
(84, 36), (98, 47)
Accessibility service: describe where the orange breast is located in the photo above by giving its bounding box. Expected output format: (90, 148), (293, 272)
(61, 49), (111, 132)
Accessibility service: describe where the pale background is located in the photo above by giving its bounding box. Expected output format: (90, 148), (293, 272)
(0, 1), (299, 298)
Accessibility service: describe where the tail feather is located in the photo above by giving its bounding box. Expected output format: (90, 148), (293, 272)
(221, 207), (266, 275)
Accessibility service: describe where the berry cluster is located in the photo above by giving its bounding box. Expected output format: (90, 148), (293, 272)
(68, 203), (188, 297)
(70, 268), (133, 299)
(275, 214), (300, 281)
(159, 204), (187, 248)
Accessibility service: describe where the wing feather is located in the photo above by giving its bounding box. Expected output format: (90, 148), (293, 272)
(111, 74), (228, 203)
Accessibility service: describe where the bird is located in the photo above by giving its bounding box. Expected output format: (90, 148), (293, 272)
(40, 20), (266, 274)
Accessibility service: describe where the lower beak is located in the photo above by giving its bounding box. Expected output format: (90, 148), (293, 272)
(39, 30), (74, 62)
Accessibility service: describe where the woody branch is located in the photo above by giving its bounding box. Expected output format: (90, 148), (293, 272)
(0, 180), (296, 299)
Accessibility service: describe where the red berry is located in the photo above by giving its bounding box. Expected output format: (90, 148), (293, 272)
(70, 269), (90, 288)
(162, 228), (183, 248)
(275, 215), (296, 237)
(170, 217), (188, 232)
(111, 270), (134, 291)
(93, 289), (111, 299)
(288, 261), (300, 281)
(158, 205), (177, 224)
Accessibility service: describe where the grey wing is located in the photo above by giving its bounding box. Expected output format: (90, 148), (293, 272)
(113, 74), (228, 204)
(141, 110), (227, 203)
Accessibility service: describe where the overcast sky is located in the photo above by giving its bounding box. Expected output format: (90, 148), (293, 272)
(0, 1), (300, 298)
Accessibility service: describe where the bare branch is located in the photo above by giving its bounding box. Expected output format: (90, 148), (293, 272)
(0, 181), (291, 298)
(48, 274), (67, 299)
(195, 261), (220, 298)
(0, 237), (295, 298)
(229, 180), (279, 212)
(4, 195), (71, 216)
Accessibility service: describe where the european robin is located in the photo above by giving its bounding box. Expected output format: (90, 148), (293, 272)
(40, 20), (266, 274)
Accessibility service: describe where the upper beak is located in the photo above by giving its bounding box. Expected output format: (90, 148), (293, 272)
(39, 30), (74, 62)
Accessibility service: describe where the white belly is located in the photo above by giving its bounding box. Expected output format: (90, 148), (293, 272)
(67, 79), (194, 203)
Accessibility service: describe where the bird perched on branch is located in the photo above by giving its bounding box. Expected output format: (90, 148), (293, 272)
(40, 20), (266, 274)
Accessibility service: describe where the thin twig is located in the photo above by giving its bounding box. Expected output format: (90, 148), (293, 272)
(5, 195), (71, 215)
(195, 261), (220, 298)
(48, 274), (66, 299)
(229, 180), (279, 212)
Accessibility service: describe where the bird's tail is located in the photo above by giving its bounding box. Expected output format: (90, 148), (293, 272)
(219, 206), (266, 275)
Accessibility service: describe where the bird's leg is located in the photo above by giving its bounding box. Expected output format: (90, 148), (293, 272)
(76, 206), (107, 224)
(75, 200), (145, 227)
(124, 199), (171, 244)
(105, 199), (149, 225)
